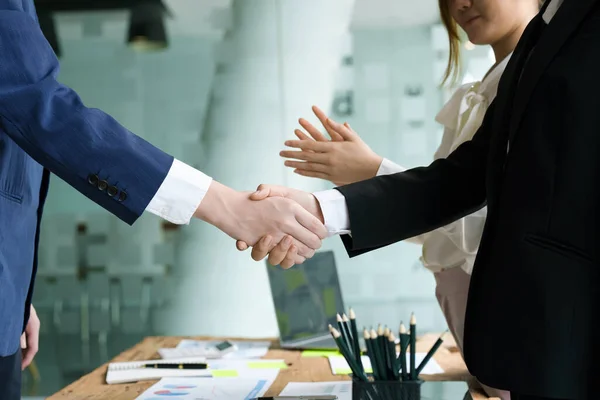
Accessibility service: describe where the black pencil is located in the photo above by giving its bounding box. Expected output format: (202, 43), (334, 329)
(387, 333), (399, 380)
(342, 313), (354, 356)
(416, 330), (447, 376)
(398, 322), (409, 380)
(370, 328), (387, 381)
(377, 325), (389, 380)
(330, 326), (367, 381)
(383, 327), (393, 380)
(410, 313), (417, 380)
(336, 314), (351, 355)
(363, 329), (379, 380)
(377, 324), (385, 349)
(349, 308), (363, 372)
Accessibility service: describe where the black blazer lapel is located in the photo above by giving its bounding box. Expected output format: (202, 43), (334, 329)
(492, 0), (552, 126)
(486, 12), (546, 205)
(508, 0), (598, 143)
(492, 13), (545, 135)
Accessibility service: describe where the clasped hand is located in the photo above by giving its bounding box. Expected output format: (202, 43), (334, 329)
(236, 185), (324, 268)
(231, 106), (369, 268)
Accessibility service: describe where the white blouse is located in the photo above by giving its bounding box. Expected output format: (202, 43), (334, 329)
(376, 54), (511, 275)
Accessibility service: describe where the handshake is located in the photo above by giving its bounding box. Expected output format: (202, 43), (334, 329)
(193, 181), (328, 269)
(190, 106), (372, 268)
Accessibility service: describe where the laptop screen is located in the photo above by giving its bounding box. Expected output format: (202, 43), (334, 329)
(266, 251), (345, 343)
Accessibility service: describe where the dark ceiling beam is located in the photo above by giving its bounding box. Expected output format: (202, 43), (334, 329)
(34, 0), (161, 12)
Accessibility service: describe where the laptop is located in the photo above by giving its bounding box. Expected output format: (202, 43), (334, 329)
(266, 251), (345, 350)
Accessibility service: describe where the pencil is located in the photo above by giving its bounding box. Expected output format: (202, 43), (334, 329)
(388, 333), (399, 380)
(376, 325), (388, 379)
(341, 314), (354, 357)
(330, 326), (367, 381)
(377, 324), (384, 349)
(363, 328), (379, 380)
(383, 327), (392, 380)
(410, 313), (417, 380)
(370, 328), (387, 381)
(348, 308), (362, 371)
(398, 322), (409, 380)
(416, 330), (447, 376)
(336, 314), (351, 355)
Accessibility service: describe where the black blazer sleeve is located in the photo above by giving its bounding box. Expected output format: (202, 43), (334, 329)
(336, 101), (496, 257)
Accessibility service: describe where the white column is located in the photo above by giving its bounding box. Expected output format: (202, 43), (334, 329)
(161, 0), (355, 336)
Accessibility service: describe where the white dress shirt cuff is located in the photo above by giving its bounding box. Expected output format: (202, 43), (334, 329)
(146, 159), (213, 225)
(376, 158), (406, 176)
(313, 189), (351, 236)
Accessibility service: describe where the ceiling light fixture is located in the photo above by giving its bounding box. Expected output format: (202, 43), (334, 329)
(127, 1), (170, 52)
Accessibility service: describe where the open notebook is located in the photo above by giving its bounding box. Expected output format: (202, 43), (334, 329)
(106, 357), (211, 384)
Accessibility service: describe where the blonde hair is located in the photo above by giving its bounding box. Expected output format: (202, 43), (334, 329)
(439, 0), (545, 87)
(439, 0), (461, 87)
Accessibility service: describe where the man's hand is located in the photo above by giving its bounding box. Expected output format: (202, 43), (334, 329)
(21, 304), (40, 370)
(236, 184), (326, 265)
(194, 181), (327, 267)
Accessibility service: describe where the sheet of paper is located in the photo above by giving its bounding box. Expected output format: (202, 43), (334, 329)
(135, 374), (277, 400)
(328, 352), (444, 376)
(280, 381), (352, 400)
(106, 357), (210, 384)
(159, 340), (271, 359)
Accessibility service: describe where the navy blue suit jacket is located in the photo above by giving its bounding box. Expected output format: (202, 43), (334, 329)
(0, 0), (173, 356)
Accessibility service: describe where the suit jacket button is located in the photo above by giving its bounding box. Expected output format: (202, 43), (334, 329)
(117, 191), (127, 202)
(87, 174), (98, 185)
(98, 180), (108, 191)
(107, 186), (118, 197)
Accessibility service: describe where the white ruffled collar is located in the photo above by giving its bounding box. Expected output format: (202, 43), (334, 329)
(435, 52), (512, 130)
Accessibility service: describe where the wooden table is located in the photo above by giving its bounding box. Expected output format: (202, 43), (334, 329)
(48, 335), (496, 400)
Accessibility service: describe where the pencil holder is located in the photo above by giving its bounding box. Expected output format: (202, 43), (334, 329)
(351, 378), (423, 400)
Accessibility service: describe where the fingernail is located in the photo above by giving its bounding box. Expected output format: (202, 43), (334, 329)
(284, 236), (292, 246)
(284, 141), (291, 146)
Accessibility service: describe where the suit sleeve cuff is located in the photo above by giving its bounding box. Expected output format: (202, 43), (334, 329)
(312, 189), (351, 236)
(145, 159), (212, 225)
(376, 158), (406, 176)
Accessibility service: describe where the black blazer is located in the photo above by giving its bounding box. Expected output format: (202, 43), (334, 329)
(337, 1), (600, 398)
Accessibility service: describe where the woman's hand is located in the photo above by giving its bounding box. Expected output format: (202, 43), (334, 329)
(280, 105), (383, 186)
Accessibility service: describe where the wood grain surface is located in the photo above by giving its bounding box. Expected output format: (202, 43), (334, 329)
(48, 334), (495, 399)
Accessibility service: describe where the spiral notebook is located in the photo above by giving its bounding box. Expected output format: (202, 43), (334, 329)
(106, 357), (211, 384)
